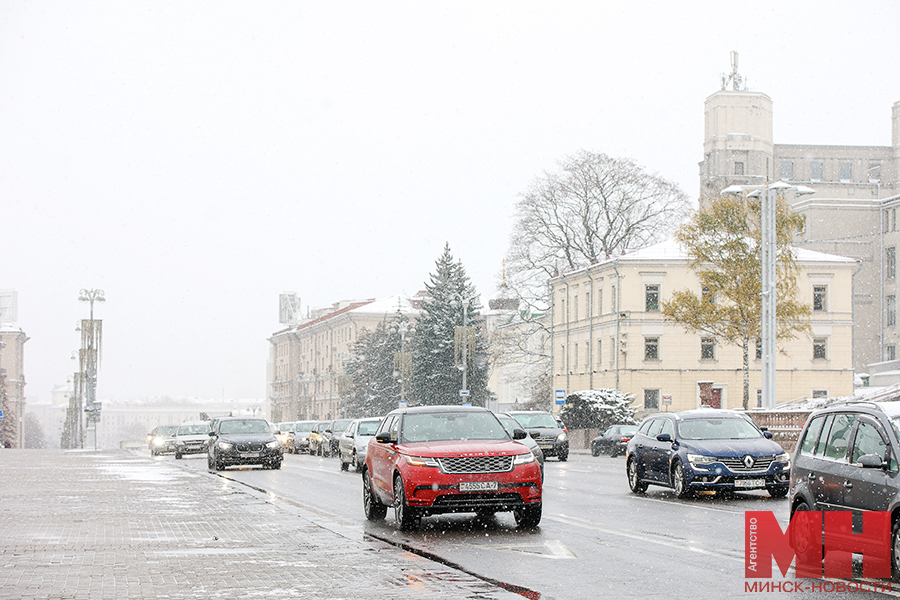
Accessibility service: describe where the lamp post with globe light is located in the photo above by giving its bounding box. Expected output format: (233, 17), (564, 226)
(78, 289), (105, 449)
(450, 293), (478, 404)
(391, 320), (416, 408)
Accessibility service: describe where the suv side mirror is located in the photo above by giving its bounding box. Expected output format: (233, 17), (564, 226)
(208, 431), (215, 437)
(375, 432), (394, 443)
(656, 433), (672, 442)
(858, 454), (887, 469)
(763, 431), (774, 439)
(512, 428), (527, 440)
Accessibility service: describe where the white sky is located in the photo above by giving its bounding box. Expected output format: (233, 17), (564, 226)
(2, 1), (898, 402)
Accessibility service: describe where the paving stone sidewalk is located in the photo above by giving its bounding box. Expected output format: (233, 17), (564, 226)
(0, 449), (524, 600)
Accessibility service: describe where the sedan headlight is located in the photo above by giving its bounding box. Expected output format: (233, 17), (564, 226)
(513, 452), (535, 465)
(405, 455), (439, 467)
(152, 438), (165, 447)
(687, 453), (718, 466)
(556, 432), (567, 442)
(218, 442), (233, 450)
(266, 440), (280, 449)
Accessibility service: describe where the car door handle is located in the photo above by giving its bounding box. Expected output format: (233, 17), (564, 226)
(843, 480), (853, 490)
(807, 472), (816, 480)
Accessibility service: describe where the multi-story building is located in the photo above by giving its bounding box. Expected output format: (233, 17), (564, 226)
(550, 240), (857, 416)
(698, 77), (900, 376)
(0, 292), (28, 448)
(268, 295), (422, 422)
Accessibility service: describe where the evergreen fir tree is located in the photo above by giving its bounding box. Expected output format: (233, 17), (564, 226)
(0, 369), (15, 448)
(409, 243), (490, 406)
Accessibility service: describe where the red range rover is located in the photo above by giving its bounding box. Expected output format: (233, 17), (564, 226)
(363, 405), (543, 530)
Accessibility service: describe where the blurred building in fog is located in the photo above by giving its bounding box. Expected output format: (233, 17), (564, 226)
(699, 79), (900, 379)
(0, 290), (27, 448)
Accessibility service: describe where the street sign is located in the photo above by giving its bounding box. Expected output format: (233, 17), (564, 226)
(0, 410), (3, 420)
(662, 394), (672, 405)
(459, 389), (470, 397)
(555, 389), (566, 405)
(399, 400), (408, 409)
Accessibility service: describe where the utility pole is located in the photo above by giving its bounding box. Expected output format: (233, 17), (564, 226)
(78, 289), (105, 449)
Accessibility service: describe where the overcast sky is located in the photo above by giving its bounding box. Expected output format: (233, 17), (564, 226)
(2, 1), (898, 402)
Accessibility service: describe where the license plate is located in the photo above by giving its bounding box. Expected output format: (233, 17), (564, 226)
(459, 481), (499, 492)
(734, 478), (765, 489)
(240, 452), (260, 458)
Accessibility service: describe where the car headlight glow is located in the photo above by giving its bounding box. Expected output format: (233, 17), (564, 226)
(557, 432), (567, 442)
(218, 442), (233, 450)
(513, 452), (535, 465)
(152, 438), (164, 447)
(405, 455), (439, 467)
(266, 440), (280, 449)
(687, 453), (717, 466)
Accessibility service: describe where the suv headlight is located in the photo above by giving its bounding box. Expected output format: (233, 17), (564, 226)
(266, 440), (280, 449)
(556, 432), (568, 442)
(405, 455), (439, 467)
(513, 452), (535, 465)
(775, 452), (791, 468)
(687, 453), (717, 466)
(218, 442), (233, 450)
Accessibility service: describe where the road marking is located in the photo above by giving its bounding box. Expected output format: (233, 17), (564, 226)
(478, 539), (577, 559)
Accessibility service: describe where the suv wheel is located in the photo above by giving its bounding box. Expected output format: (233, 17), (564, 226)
(514, 503), (542, 528)
(627, 456), (648, 493)
(893, 517), (900, 583)
(363, 469), (387, 520)
(393, 475), (419, 531)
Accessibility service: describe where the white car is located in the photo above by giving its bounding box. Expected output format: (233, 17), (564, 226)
(174, 420), (212, 459)
(338, 417), (382, 472)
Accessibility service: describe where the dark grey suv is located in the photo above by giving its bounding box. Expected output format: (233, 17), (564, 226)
(789, 401), (900, 579)
(507, 411), (568, 461)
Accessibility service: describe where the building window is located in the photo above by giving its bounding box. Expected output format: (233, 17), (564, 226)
(597, 338), (603, 369)
(702, 285), (715, 304)
(810, 161), (823, 181)
(597, 288), (603, 315)
(585, 290), (590, 317)
(645, 285), (659, 312)
(559, 297), (565, 322)
(734, 162), (744, 175)
(812, 389), (828, 399)
(813, 338), (827, 360)
(780, 161), (794, 180)
(701, 337), (716, 360)
(839, 162), (852, 182)
(611, 285), (617, 313)
(609, 336), (616, 366)
(755, 338), (762, 360)
(644, 389), (660, 410)
(888, 247), (896, 280)
(813, 285), (827, 312)
(869, 162), (882, 183)
(889, 295), (897, 327)
(644, 337), (659, 360)
(756, 389), (762, 408)
(888, 345), (896, 361)
(573, 294), (579, 321)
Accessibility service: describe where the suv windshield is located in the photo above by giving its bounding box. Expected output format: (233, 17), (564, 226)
(512, 413), (558, 429)
(177, 423), (210, 435)
(219, 419), (270, 435)
(156, 426), (178, 436)
(402, 412), (509, 443)
(677, 418), (762, 440)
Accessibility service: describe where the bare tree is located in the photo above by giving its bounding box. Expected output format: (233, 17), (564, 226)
(498, 150), (691, 396)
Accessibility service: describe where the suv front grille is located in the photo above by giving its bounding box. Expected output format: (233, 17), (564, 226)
(719, 456), (775, 471)
(438, 456), (513, 474)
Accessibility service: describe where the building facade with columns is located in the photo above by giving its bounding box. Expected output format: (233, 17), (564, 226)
(550, 240), (857, 417)
(698, 81), (900, 376)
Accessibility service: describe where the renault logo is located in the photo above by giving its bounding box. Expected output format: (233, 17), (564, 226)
(742, 455), (755, 469)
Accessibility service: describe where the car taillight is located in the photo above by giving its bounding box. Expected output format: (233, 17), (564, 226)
(620, 437), (630, 442)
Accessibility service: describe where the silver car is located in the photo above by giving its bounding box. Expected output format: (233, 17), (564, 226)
(174, 420), (212, 459)
(338, 417), (382, 472)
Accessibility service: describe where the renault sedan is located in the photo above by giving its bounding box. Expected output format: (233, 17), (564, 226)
(626, 409), (790, 498)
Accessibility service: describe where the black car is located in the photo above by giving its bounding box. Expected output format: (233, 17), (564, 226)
(788, 401), (900, 578)
(207, 417), (283, 471)
(507, 411), (569, 461)
(328, 419), (354, 457)
(626, 409), (790, 498)
(592, 424), (638, 457)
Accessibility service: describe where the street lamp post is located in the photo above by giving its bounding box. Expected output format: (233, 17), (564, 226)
(78, 289), (105, 449)
(722, 182), (814, 409)
(391, 321), (416, 408)
(451, 293), (478, 403)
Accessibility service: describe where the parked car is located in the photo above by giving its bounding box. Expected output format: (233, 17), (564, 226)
(363, 405), (543, 530)
(506, 411), (569, 461)
(309, 421), (331, 456)
(592, 424), (639, 457)
(329, 419), (354, 457)
(207, 417), (283, 471)
(788, 401), (900, 579)
(174, 421), (212, 459)
(148, 425), (178, 456)
(275, 422), (296, 453)
(339, 417), (382, 472)
(495, 412), (544, 477)
(626, 409), (791, 498)
(291, 420), (317, 454)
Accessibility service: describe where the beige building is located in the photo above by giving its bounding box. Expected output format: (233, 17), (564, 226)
(268, 295), (422, 422)
(0, 323), (28, 448)
(550, 240), (857, 417)
(698, 82), (900, 376)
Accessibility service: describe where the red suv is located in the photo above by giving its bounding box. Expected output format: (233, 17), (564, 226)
(363, 405), (543, 530)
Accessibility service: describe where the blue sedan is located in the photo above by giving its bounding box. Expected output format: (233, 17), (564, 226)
(626, 409), (791, 498)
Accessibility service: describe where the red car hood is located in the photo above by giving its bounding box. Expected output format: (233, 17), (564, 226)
(399, 439), (529, 457)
